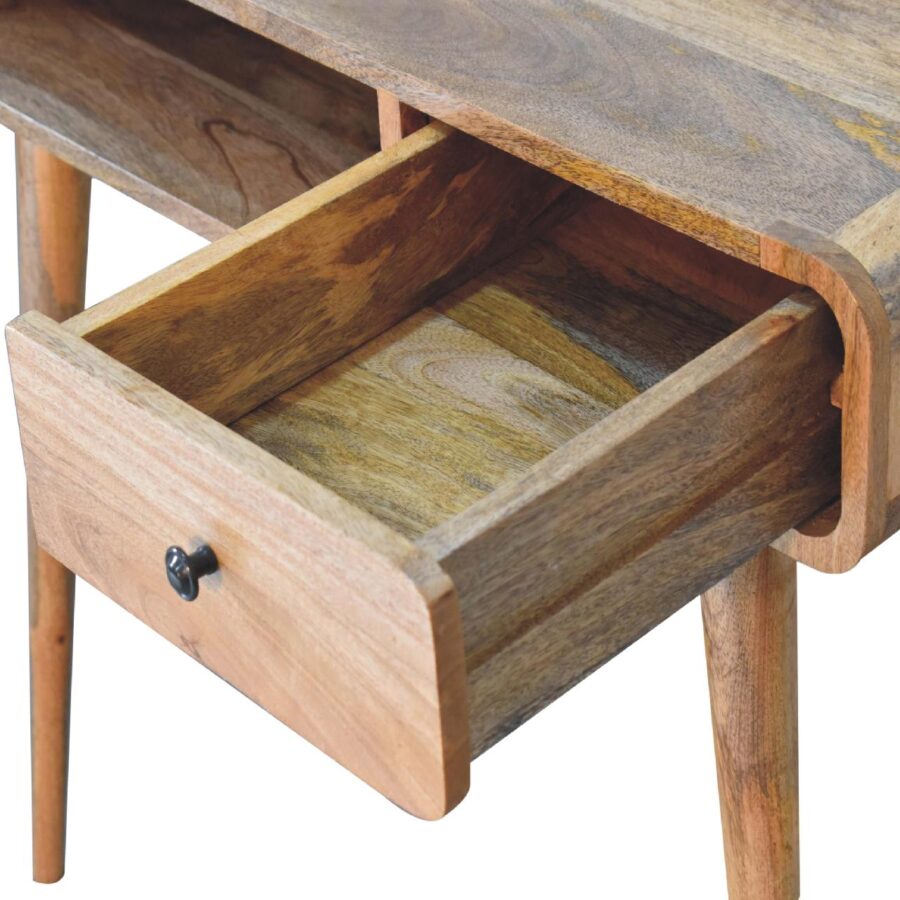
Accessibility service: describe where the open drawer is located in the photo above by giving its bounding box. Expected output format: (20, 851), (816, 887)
(7, 124), (842, 819)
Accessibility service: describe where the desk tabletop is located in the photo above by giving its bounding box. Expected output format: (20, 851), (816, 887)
(190, 0), (899, 264)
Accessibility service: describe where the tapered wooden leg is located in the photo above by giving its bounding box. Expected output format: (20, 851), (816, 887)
(27, 522), (77, 884)
(17, 137), (91, 883)
(702, 548), (799, 900)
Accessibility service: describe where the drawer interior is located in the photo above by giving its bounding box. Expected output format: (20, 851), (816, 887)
(73, 123), (803, 544)
(230, 204), (746, 539)
(62, 124), (841, 758)
(0, 0), (380, 237)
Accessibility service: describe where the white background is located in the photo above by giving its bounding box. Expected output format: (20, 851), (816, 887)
(0, 123), (897, 898)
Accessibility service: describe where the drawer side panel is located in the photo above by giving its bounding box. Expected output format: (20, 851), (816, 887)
(422, 294), (841, 752)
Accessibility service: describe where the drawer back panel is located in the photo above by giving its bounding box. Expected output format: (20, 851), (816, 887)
(68, 125), (570, 424)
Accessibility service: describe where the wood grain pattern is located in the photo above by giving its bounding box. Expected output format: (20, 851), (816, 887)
(440, 239), (738, 395)
(16, 141), (92, 324)
(175, 0), (900, 580)
(231, 194), (743, 541)
(438, 280), (636, 408)
(762, 225), (892, 571)
(233, 309), (612, 539)
(598, 0), (899, 123)
(703, 549), (800, 900)
(4, 0), (894, 572)
(4, 7), (896, 887)
(190, 0), (899, 257)
(209, 173), (840, 750)
(9, 120), (847, 804)
(7, 312), (470, 821)
(93, 0), (379, 156)
(550, 198), (798, 327)
(16, 138), (91, 885)
(224, 208), (840, 753)
(67, 124), (571, 425)
(180, 2), (898, 572)
(421, 292), (840, 752)
(831, 190), (900, 521)
(26, 519), (76, 885)
(377, 90), (429, 150)
(0, 0), (380, 238)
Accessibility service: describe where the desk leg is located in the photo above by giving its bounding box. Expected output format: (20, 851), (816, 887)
(17, 137), (91, 883)
(376, 90), (429, 149)
(702, 548), (799, 900)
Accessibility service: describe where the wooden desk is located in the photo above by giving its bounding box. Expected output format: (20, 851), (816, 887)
(3, 2), (897, 896)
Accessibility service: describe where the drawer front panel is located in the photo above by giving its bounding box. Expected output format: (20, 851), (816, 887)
(8, 313), (469, 820)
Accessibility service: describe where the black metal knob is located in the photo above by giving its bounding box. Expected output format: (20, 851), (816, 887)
(165, 544), (218, 601)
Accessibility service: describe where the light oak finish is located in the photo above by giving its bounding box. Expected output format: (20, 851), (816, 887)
(2, 3), (896, 892)
(0, 0), (380, 238)
(10, 128), (843, 780)
(16, 138), (91, 884)
(762, 225), (891, 572)
(429, 290), (839, 751)
(377, 90), (429, 150)
(8, 311), (470, 821)
(187, 0), (900, 569)
(69, 124), (569, 425)
(703, 549), (800, 900)
(233, 308), (614, 539)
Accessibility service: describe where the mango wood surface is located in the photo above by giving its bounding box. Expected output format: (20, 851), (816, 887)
(187, 0), (900, 569)
(17, 139), (91, 884)
(10, 122), (845, 770)
(430, 292), (840, 752)
(599, 0), (898, 124)
(227, 201), (842, 750)
(4, 5), (894, 888)
(0, 0), (380, 238)
(68, 125), (569, 424)
(190, 0), (898, 252)
(230, 199), (745, 540)
(703, 549), (800, 900)
(218, 136), (839, 754)
(233, 309), (613, 539)
(830, 190), (900, 520)
(2, 0), (894, 566)
(7, 311), (470, 821)
(762, 226), (892, 571)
